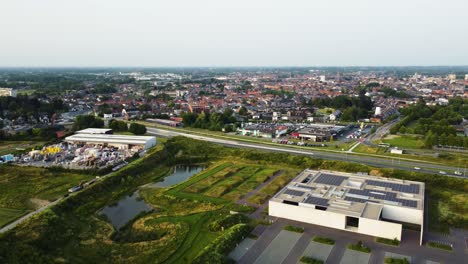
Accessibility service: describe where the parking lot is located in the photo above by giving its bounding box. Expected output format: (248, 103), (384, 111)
(232, 218), (466, 264)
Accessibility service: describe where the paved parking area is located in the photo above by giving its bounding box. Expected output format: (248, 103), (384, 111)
(300, 241), (334, 262)
(229, 238), (257, 262)
(253, 230), (302, 264)
(339, 249), (371, 264)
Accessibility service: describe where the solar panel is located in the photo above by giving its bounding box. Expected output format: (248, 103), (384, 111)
(314, 173), (348, 186)
(347, 189), (417, 207)
(296, 185), (315, 190)
(365, 180), (420, 194)
(303, 196), (329, 207)
(344, 196), (367, 203)
(396, 198), (418, 208)
(283, 189), (305, 196)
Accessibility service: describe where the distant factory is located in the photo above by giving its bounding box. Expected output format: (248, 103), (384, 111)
(65, 128), (156, 150)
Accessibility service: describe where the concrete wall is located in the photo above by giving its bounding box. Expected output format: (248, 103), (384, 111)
(269, 201), (346, 229)
(270, 201), (403, 240)
(381, 205), (422, 225)
(358, 217), (402, 240)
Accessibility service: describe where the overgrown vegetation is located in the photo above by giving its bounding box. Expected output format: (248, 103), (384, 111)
(284, 225), (304, 233)
(0, 136), (466, 263)
(348, 241), (371, 253)
(313, 236), (335, 245)
(384, 257), (410, 264)
(300, 256), (324, 264)
(427, 241), (453, 251)
(376, 237), (400, 246)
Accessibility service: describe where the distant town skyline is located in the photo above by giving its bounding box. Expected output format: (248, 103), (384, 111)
(1, 0), (467, 67)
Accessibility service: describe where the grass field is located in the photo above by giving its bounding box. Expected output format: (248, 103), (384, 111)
(0, 165), (91, 211)
(1, 136), (467, 263)
(0, 208), (29, 227)
(0, 140), (47, 156)
(381, 135), (425, 149)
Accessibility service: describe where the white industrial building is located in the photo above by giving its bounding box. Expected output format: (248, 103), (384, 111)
(76, 128), (113, 134)
(65, 133), (156, 150)
(269, 170), (424, 244)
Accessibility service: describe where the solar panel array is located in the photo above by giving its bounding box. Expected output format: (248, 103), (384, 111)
(347, 189), (418, 208)
(296, 185), (316, 190)
(283, 189), (305, 196)
(365, 180), (419, 194)
(303, 196), (329, 207)
(344, 196), (367, 203)
(314, 173), (348, 186)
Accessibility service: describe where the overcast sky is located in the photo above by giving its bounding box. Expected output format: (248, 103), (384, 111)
(1, 0), (467, 67)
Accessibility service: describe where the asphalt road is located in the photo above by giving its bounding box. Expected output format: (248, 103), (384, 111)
(147, 127), (467, 178)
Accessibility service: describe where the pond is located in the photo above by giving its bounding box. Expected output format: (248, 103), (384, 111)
(99, 191), (152, 229)
(152, 165), (205, 188)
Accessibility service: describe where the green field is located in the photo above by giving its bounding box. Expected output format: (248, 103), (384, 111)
(381, 135), (425, 149)
(0, 140), (46, 156)
(0, 136), (467, 263)
(0, 208), (29, 227)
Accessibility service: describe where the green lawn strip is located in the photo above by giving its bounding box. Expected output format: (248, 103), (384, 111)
(312, 235), (335, 245)
(347, 241), (371, 253)
(204, 166), (261, 198)
(284, 225), (304, 233)
(384, 257), (410, 264)
(185, 166), (242, 193)
(300, 256), (324, 264)
(222, 168), (278, 201)
(247, 169), (299, 205)
(426, 241), (453, 251)
(376, 237), (400, 246)
(0, 208), (30, 227)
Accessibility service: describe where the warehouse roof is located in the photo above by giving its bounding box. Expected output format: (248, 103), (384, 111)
(65, 133), (155, 145)
(76, 128), (113, 134)
(271, 170), (424, 219)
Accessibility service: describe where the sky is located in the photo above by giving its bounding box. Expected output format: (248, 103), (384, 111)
(0, 0), (467, 67)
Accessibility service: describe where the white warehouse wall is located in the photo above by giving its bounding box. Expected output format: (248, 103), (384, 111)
(358, 217), (402, 240)
(269, 201), (346, 229)
(381, 205), (422, 225)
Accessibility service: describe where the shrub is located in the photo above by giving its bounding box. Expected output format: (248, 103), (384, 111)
(193, 224), (252, 264)
(376, 237), (400, 246)
(348, 240), (371, 253)
(208, 214), (250, 232)
(129, 123), (147, 135)
(300, 256), (323, 264)
(284, 225), (304, 233)
(384, 257), (410, 264)
(312, 236), (335, 245)
(427, 241), (452, 251)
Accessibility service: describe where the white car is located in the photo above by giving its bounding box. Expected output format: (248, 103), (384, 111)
(454, 171), (463, 176)
(439, 171), (447, 175)
(414, 167), (421, 170)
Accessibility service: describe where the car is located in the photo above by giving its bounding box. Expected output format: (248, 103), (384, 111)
(439, 171), (447, 175)
(414, 167), (421, 170)
(454, 171), (463, 176)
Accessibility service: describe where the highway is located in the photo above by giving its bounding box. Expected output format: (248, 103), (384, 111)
(147, 127), (467, 178)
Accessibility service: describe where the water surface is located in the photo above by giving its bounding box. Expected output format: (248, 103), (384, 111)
(153, 165), (205, 187)
(99, 191), (152, 229)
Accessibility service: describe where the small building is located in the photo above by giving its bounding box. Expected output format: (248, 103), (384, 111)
(329, 110), (342, 121)
(238, 123), (288, 138)
(390, 148), (404, 155)
(0, 88), (17, 97)
(269, 170), (424, 244)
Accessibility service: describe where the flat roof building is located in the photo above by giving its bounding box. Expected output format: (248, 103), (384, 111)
(269, 170), (424, 244)
(76, 128), (113, 134)
(65, 133), (156, 150)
